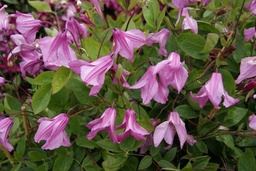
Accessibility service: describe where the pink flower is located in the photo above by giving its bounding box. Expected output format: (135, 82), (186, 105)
(69, 54), (114, 96)
(90, 0), (103, 19)
(202, 0), (212, 6)
(0, 77), (5, 86)
(181, 8), (198, 34)
(86, 107), (118, 143)
(245, 0), (256, 15)
(15, 11), (42, 43)
(236, 56), (256, 84)
(116, 109), (149, 143)
(0, 118), (14, 152)
(153, 111), (188, 149)
(113, 28), (146, 61)
(172, 0), (190, 9)
(0, 5), (10, 32)
(34, 114), (71, 150)
(146, 28), (170, 57)
(190, 72), (239, 109)
(244, 27), (256, 41)
(249, 114), (256, 130)
(37, 32), (77, 70)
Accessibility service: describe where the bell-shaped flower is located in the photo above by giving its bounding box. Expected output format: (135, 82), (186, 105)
(124, 66), (169, 104)
(244, 27), (256, 41)
(113, 28), (146, 61)
(116, 109), (149, 143)
(34, 114), (71, 150)
(146, 28), (170, 57)
(249, 114), (256, 131)
(37, 32), (77, 70)
(0, 117), (14, 152)
(65, 17), (87, 46)
(172, 0), (190, 9)
(245, 0), (256, 15)
(86, 107), (118, 143)
(190, 72), (239, 109)
(0, 77), (5, 87)
(236, 56), (256, 84)
(15, 11), (42, 43)
(181, 8), (198, 34)
(0, 5), (10, 32)
(90, 0), (103, 19)
(153, 111), (188, 149)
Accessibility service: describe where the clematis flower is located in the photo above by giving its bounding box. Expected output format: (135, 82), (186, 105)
(236, 56), (256, 84)
(90, 0), (103, 19)
(0, 5), (10, 32)
(172, 0), (190, 9)
(113, 28), (146, 61)
(69, 54), (114, 96)
(245, 0), (256, 15)
(37, 31), (77, 70)
(116, 109), (149, 143)
(65, 17), (87, 46)
(244, 27), (256, 41)
(15, 11), (42, 43)
(153, 111), (188, 149)
(0, 77), (5, 87)
(86, 107), (118, 143)
(181, 8), (198, 34)
(146, 28), (170, 57)
(0, 118), (14, 152)
(34, 114), (71, 150)
(190, 72), (239, 109)
(249, 114), (256, 131)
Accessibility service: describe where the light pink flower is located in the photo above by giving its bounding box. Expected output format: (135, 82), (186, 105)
(245, 0), (256, 15)
(0, 5), (10, 32)
(37, 32), (77, 70)
(172, 0), (190, 9)
(153, 111), (188, 149)
(15, 11), (42, 43)
(249, 114), (256, 130)
(190, 72), (239, 109)
(34, 114), (71, 150)
(0, 77), (5, 86)
(181, 8), (198, 34)
(244, 27), (256, 41)
(86, 107), (118, 143)
(69, 54), (114, 96)
(113, 28), (146, 61)
(116, 109), (149, 143)
(146, 28), (170, 57)
(0, 118), (14, 152)
(236, 56), (256, 84)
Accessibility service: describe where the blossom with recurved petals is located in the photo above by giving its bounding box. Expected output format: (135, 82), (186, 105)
(0, 5), (10, 32)
(249, 114), (256, 131)
(244, 27), (256, 41)
(190, 72), (239, 109)
(0, 77), (5, 87)
(245, 0), (256, 15)
(34, 114), (71, 150)
(86, 107), (118, 143)
(116, 109), (149, 143)
(0, 117), (14, 152)
(236, 56), (256, 84)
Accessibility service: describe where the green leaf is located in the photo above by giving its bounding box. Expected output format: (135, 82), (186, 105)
(219, 69), (236, 95)
(176, 33), (208, 60)
(196, 141), (208, 153)
(138, 156), (152, 170)
(142, 6), (154, 28)
(36, 164), (48, 171)
(96, 139), (121, 152)
(182, 162), (192, 171)
(192, 156), (210, 169)
(222, 107), (248, 127)
(133, 106), (154, 132)
(28, 151), (47, 161)
(28, 1), (52, 12)
(175, 105), (199, 119)
(83, 38), (110, 60)
(102, 156), (127, 171)
(53, 148), (74, 171)
(156, 7), (166, 31)
(4, 94), (21, 114)
(33, 71), (55, 86)
(163, 147), (177, 162)
(76, 137), (98, 149)
(200, 33), (219, 53)
(52, 67), (72, 94)
(216, 135), (234, 150)
(157, 160), (176, 170)
(69, 116), (81, 135)
(119, 137), (136, 151)
(198, 121), (219, 136)
(32, 84), (52, 114)
(238, 149), (256, 171)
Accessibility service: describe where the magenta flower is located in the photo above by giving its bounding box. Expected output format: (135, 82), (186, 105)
(90, 0), (103, 19)
(116, 109), (149, 143)
(86, 107), (118, 143)
(172, 0), (190, 9)
(0, 5), (10, 32)
(15, 11), (42, 43)
(0, 77), (4, 86)
(37, 32), (77, 70)
(0, 118), (14, 152)
(153, 111), (188, 149)
(245, 0), (256, 15)
(113, 28), (146, 61)
(34, 114), (71, 150)
(236, 56), (256, 84)
(146, 28), (170, 57)
(190, 72), (239, 109)
(244, 27), (256, 41)
(181, 8), (198, 34)
(249, 114), (256, 131)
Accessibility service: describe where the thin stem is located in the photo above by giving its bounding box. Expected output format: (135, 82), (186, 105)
(21, 106), (32, 145)
(0, 144), (15, 167)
